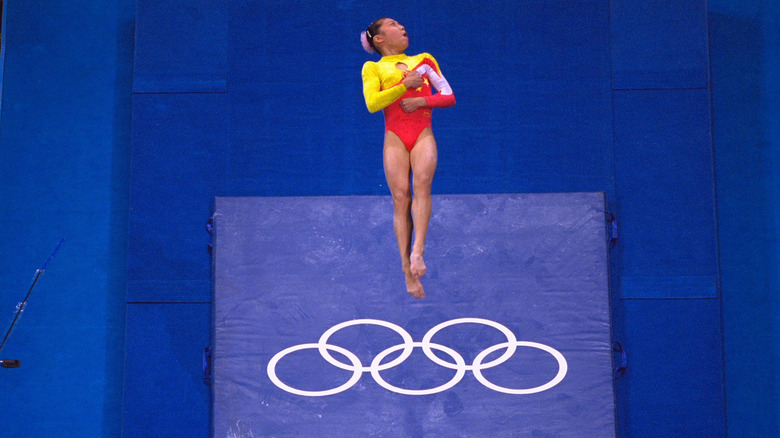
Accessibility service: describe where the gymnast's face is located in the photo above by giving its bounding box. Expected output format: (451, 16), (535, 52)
(376, 18), (408, 53)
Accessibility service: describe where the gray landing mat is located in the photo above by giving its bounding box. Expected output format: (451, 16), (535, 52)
(211, 193), (615, 437)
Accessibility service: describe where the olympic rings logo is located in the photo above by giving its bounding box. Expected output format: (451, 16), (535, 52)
(267, 318), (568, 397)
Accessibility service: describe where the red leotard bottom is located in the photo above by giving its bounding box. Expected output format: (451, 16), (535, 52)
(385, 109), (432, 152)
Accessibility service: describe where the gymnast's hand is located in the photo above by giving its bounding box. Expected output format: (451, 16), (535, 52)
(400, 97), (427, 113)
(402, 70), (424, 89)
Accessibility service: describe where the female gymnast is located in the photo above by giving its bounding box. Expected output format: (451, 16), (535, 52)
(361, 18), (455, 298)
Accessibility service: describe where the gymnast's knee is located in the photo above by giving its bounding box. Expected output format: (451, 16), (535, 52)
(390, 188), (412, 209)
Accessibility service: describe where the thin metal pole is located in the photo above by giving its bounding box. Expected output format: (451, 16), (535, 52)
(0, 238), (65, 354)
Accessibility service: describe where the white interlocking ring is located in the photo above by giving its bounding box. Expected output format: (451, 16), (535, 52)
(370, 341), (467, 396)
(421, 317), (517, 371)
(472, 341), (568, 394)
(318, 319), (414, 372)
(266, 343), (362, 397)
(266, 318), (568, 397)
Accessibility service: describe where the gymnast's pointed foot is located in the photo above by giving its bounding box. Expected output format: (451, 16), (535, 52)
(404, 269), (425, 299)
(410, 252), (427, 279)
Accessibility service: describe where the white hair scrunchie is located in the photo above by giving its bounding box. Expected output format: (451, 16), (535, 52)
(360, 31), (376, 54)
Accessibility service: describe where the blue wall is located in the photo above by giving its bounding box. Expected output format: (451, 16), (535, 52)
(709, 1), (780, 435)
(2, 0), (777, 436)
(126, 0), (724, 436)
(0, 0), (134, 436)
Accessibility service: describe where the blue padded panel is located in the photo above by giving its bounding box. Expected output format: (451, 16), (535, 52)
(622, 299), (725, 437)
(708, 8), (780, 436)
(128, 93), (227, 302)
(0, 0), (133, 435)
(613, 89), (717, 298)
(123, 303), (211, 437)
(611, 0), (709, 89)
(227, 0), (614, 197)
(211, 193), (615, 437)
(134, 0), (227, 92)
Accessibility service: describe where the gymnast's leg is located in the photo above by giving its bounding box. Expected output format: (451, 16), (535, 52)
(383, 130), (425, 298)
(409, 128), (437, 280)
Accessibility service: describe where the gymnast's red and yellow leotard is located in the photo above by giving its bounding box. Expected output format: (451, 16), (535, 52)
(362, 53), (455, 151)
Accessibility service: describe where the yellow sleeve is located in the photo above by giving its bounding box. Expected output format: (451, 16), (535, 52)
(362, 61), (407, 113)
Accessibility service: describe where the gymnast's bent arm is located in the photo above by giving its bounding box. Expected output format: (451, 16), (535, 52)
(362, 62), (406, 113)
(362, 62), (424, 113)
(400, 62), (455, 113)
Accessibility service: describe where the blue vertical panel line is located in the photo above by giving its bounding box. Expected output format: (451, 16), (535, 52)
(211, 193), (615, 437)
(0, 0), (7, 105)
